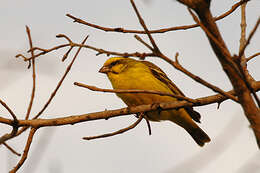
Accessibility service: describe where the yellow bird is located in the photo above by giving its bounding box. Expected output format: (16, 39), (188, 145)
(99, 57), (210, 146)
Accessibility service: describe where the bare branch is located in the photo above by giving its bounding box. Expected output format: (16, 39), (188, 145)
(237, 4), (260, 107)
(74, 82), (197, 103)
(0, 126), (18, 145)
(25, 26), (36, 120)
(16, 43), (70, 61)
(167, 53), (239, 102)
(3, 142), (21, 157)
(128, 1), (239, 103)
(1, 81), (259, 129)
(1, 35), (90, 144)
(178, 0), (260, 148)
(238, 17), (260, 59)
(187, 8), (240, 74)
(134, 35), (154, 53)
(66, 1), (248, 34)
(34, 36), (89, 119)
(130, 0), (161, 54)
(0, 99), (19, 145)
(10, 128), (37, 173)
(16, 35), (156, 62)
(247, 52), (260, 62)
(0, 99), (17, 121)
(83, 114), (143, 140)
(62, 46), (73, 61)
(56, 34), (74, 44)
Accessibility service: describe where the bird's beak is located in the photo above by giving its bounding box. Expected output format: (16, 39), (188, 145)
(99, 66), (110, 74)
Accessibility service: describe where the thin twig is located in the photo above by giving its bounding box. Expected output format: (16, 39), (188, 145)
(134, 35), (154, 52)
(130, 0), (161, 54)
(34, 36), (89, 119)
(16, 43), (70, 61)
(238, 17), (260, 58)
(0, 99), (17, 121)
(239, 3), (247, 57)
(172, 53), (239, 102)
(62, 46), (73, 61)
(66, 0), (248, 34)
(83, 114), (143, 140)
(16, 34), (74, 61)
(187, 8), (233, 63)
(3, 142), (21, 156)
(16, 37), (156, 62)
(247, 52), (260, 62)
(187, 8), (247, 88)
(0, 126), (18, 145)
(2, 36), (90, 144)
(10, 128), (37, 173)
(74, 82), (196, 103)
(56, 34), (74, 44)
(237, 6), (260, 107)
(0, 98), (18, 145)
(25, 26), (36, 120)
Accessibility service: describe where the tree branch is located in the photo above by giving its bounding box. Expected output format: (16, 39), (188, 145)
(177, 0), (260, 148)
(237, 5), (260, 107)
(247, 52), (260, 62)
(83, 114), (143, 140)
(3, 142), (21, 157)
(16, 35), (156, 62)
(74, 82), (196, 103)
(0, 35), (90, 146)
(238, 17), (260, 59)
(0, 81), (259, 129)
(66, 0), (248, 34)
(129, 0), (239, 103)
(10, 128), (37, 173)
(25, 26), (36, 120)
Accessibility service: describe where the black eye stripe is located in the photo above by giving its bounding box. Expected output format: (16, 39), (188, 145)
(109, 60), (121, 67)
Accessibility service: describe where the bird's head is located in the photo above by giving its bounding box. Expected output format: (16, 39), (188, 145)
(99, 57), (135, 75)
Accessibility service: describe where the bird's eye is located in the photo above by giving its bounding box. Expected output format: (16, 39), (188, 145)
(110, 60), (120, 67)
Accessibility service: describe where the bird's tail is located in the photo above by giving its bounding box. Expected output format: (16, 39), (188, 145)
(185, 126), (211, 147)
(163, 108), (211, 146)
(169, 109), (210, 147)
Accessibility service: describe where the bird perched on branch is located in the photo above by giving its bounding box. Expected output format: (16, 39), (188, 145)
(99, 57), (210, 146)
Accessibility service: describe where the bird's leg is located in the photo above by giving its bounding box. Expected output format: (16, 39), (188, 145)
(151, 102), (163, 115)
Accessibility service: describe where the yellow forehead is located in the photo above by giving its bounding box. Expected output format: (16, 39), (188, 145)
(103, 57), (125, 66)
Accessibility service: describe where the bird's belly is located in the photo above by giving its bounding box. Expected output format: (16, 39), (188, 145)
(117, 92), (178, 122)
(117, 92), (173, 106)
(111, 73), (177, 121)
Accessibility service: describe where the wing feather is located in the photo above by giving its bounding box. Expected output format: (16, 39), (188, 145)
(142, 61), (201, 123)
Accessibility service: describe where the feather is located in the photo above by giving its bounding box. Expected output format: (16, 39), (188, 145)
(142, 61), (201, 123)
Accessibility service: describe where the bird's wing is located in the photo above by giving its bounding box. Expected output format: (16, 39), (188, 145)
(142, 61), (201, 123)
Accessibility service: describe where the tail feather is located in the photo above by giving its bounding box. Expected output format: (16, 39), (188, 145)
(185, 107), (201, 123)
(186, 126), (211, 147)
